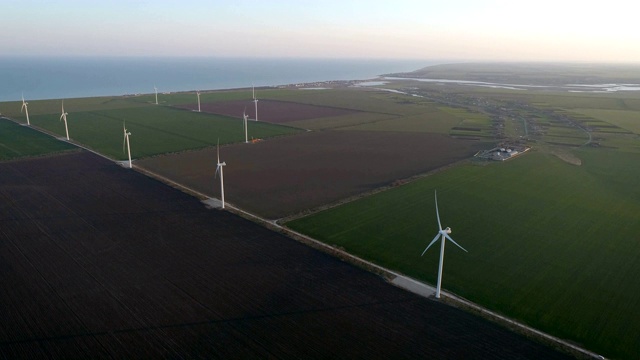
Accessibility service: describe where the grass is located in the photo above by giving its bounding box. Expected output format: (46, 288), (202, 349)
(27, 105), (302, 160)
(338, 103), (467, 134)
(0, 118), (76, 160)
(286, 150), (640, 359)
(264, 88), (427, 116)
(572, 109), (640, 134)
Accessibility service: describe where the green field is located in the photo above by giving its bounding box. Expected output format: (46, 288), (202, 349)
(4, 97), (301, 161)
(3, 78), (640, 359)
(286, 149), (640, 359)
(0, 118), (76, 160)
(280, 75), (640, 359)
(572, 109), (640, 134)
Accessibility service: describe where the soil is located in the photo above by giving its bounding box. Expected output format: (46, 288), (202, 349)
(136, 130), (487, 219)
(0, 151), (572, 359)
(176, 99), (361, 123)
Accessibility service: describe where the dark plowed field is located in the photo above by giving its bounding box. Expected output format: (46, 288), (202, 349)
(0, 152), (572, 359)
(137, 130), (486, 219)
(177, 99), (360, 123)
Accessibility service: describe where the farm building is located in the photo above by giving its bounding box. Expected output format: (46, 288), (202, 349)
(475, 144), (530, 161)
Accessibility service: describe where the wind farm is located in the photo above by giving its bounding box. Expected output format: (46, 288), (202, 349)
(1, 65), (640, 359)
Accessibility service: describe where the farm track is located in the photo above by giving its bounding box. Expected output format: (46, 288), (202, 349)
(0, 151), (575, 359)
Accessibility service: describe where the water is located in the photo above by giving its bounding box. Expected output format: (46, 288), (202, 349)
(382, 76), (640, 93)
(0, 57), (433, 102)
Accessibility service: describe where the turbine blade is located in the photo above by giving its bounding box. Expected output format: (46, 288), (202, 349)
(421, 233), (441, 256)
(216, 138), (220, 163)
(122, 122), (127, 153)
(435, 190), (443, 231)
(444, 234), (468, 252)
(214, 165), (220, 179)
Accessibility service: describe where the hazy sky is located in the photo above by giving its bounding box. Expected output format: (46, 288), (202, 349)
(2, 0), (638, 62)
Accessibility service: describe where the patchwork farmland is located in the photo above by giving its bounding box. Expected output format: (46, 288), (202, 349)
(176, 99), (362, 124)
(3, 73), (639, 359)
(136, 130), (484, 219)
(0, 151), (571, 359)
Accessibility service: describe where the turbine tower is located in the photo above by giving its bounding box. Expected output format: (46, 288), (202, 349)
(242, 108), (249, 143)
(123, 122), (132, 169)
(421, 190), (468, 299)
(215, 139), (227, 209)
(252, 84), (259, 121)
(60, 100), (70, 140)
(197, 91), (201, 112)
(21, 93), (30, 126)
(154, 85), (158, 105)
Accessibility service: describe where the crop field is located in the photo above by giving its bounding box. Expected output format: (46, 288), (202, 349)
(176, 99), (361, 124)
(4, 79), (638, 358)
(0, 151), (572, 359)
(571, 109), (640, 134)
(264, 88), (430, 116)
(0, 118), (75, 160)
(286, 149), (640, 359)
(23, 104), (301, 160)
(136, 130), (486, 219)
(444, 108), (494, 138)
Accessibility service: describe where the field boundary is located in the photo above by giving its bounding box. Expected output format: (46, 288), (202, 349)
(277, 157), (472, 224)
(131, 163), (601, 360)
(1, 114), (602, 359)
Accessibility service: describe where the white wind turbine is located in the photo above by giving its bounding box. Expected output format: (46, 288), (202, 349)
(123, 121), (132, 169)
(252, 84), (259, 121)
(242, 107), (249, 143)
(154, 85), (158, 105)
(215, 139), (227, 209)
(21, 93), (30, 126)
(196, 90), (201, 112)
(421, 190), (468, 299)
(60, 100), (70, 140)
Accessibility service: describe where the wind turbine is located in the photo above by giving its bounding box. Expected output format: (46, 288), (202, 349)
(421, 190), (468, 299)
(60, 100), (70, 140)
(21, 92), (30, 126)
(123, 121), (132, 169)
(196, 90), (201, 112)
(154, 85), (158, 105)
(252, 84), (259, 121)
(215, 139), (227, 209)
(242, 107), (249, 143)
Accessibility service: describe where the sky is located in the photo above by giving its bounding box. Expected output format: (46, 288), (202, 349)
(2, 0), (639, 63)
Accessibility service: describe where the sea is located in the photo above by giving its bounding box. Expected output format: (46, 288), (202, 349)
(0, 57), (435, 102)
